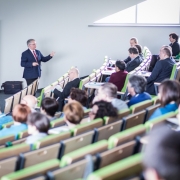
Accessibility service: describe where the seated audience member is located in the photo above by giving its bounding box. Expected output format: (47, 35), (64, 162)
(169, 32), (180, 57)
(146, 46), (175, 95)
(53, 68), (80, 111)
(134, 44), (144, 61)
(26, 112), (50, 145)
(93, 83), (128, 110)
(21, 95), (37, 112)
(89, 100), (118, 121)
(0, 104), (31, 139)
(68, 88), (88, 110)
(107, 60), (128, 91)
(40, 97), (59, 121)
(143, 126), (180, 180)
(127, 75), (151, 107)
(149, 80), (180, 120)
(48, 101), (84, 134)
(125, 47), (142, 72)
(124, 37), (138, 64)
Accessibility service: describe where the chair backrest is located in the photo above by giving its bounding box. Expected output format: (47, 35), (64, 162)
(104, 109), (130, 124)
(4, 96), (14, 114)
(18, 130), (29, 139)
(19, 143), (61, 169)
(37, 89), (45, 107)
(12, 91), (21, 109)
(122, 110), (146, 130)
(145, 103), (161, 122)
(1, 159), (60, 180)
(94, 121), (123, 142)
(7, 138), (26, 147)
(97, 141), (136, 169)
(72, 119), (103, 136)
(0, 157), (18, 178)
(108, 124), (146, 148)
(121, 74), (129, 93)
(50, 118), (65, 128)
(20, 87), (28, 101)
(44, 85), (53, 98)
(175, 66), (180, 82)
(59, 131), (94, 159)
(27, 83), (33, 95)
(0, 143), (30, 160)
(2, 121), (14, 128)
(145, 111), (177, 131)
(152, 96), (161, 105)
(47, 159), (88, 180)
(79, 77), (90, 90)
(33, 131), (71, 149)
(87, 154), (143, 180)
(60, 140), (108, 167)
(0, 135), (15, 146)
(130, 100), (153, 113)
(89, 73), (96, 81)
(170, 64), (177, 80)
(31, 79), (38, 96)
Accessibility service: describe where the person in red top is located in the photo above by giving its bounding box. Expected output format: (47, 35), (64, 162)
(108, 60), (128, 91)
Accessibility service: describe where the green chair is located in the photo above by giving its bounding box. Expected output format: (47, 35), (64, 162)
(50, 118), (65, 128)
(60, 140), (108, 167)
(1, 159), (60, 180)
(71, 118), (103, 136)
(129, 100), (153, 114)
(87, 153), (143, 180)
(145, 111), (178, 131)
(79, 77), (90, 90)
(0, 135), (15, 146)
(97, 141), (136, 169)
(33, 131), (71, 149)
(0, 143), (30, 160)
(2, 122), (14, 129)
(108, 124), (146, 149)
(37, 88), (45, 107)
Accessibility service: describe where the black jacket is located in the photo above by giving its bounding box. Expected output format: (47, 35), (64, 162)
(146, 58), (175, 95)
(126, 55), (142, 72)
(169, 41), (180, 56)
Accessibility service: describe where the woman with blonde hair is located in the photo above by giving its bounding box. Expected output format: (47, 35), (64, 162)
(49, 101), (84, 134)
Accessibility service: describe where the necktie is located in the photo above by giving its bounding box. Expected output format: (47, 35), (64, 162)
(33, 51), (38, 62)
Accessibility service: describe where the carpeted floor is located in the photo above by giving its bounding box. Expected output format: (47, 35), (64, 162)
(0, 90), (41, 113)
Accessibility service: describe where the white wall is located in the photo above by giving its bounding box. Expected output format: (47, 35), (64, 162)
(0, 0), (179, 88)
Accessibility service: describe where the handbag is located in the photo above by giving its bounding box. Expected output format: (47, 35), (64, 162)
(1, 81), (23, 94)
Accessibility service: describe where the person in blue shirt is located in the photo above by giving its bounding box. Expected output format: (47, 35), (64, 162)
(26, 112), (50, 145)
(127, 75), (152, 107)
(0, 104), (31, 139)
(149, 79), (180, 120)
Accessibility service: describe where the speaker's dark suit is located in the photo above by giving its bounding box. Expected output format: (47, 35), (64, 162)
(126, 56), (142, 72)
(54, 78), (80, 111)
(146, 58), (175, 95)
(21, 49), (52, 80)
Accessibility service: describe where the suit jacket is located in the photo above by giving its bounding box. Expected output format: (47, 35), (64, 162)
(109, 70), (128, 91)
(21, 49), (52, 79)
(54, 78), (80, 111)
(169, 41), (180, 56)
(126, 56), (142, 72)
(146, 58), (175, 95)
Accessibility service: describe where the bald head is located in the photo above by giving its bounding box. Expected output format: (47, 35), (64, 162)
(21, 95), (37, 109)
(69, 68), (79, 81)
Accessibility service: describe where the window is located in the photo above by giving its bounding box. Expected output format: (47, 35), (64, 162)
(93, 0), (180, 26)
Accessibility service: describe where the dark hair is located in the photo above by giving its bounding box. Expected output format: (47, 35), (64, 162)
(115, 60), (126, 71)
(27, 39), (35, 46)
(13, 104), (31, 123)
(63, 101), (84, 124)
(134, 44), (142, 54)
(143, 125), (180, 180)
(100, 83), (117, 98)
(129, 75), (147, 94)
(159, 79), (180, 106)
(27, 112), (50, 133)
(128, 47), (139, 54)
(41, 97), (59, 117)
(169, 33), (179, 42)
(70, 88), (87, 106)
(92, 100), (118, 120)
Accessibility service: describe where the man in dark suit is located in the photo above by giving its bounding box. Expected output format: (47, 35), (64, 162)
(53, 68), (80, 111)
(108, 60), (128, 91)
(146, 46), (175, 95)
(126, 47), (142, 72)
(21, 39), (55, 86)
